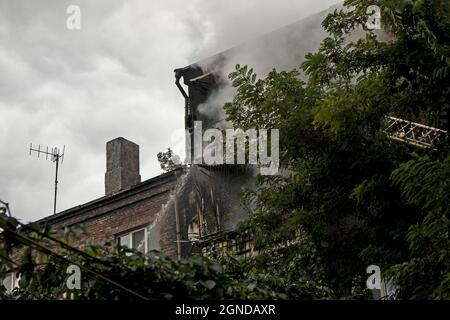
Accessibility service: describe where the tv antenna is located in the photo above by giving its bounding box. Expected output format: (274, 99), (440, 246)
(29, 143), (66, 215)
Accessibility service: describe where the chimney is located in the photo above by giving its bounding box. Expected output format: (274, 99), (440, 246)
(105, 137), (141, 195)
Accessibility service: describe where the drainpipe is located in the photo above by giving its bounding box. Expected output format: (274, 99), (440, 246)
(174, 67), (190, 129)
(174, 67), (192, 164)
(174, 68), (188, 98)
(174, 172), (182, 260)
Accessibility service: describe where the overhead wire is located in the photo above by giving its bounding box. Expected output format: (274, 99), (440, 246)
(0, 222), (150, 300)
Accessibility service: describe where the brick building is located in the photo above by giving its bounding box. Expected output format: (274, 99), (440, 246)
(14, 4), (342, 262)
(4, 4), (348, 292)
(34, 137), (184, 258)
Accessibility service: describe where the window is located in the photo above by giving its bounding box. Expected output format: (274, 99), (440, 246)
(188, 220), (199, 242)
(2, 272), (20, 293)
(371, 278), (398, 300)
(117, 227), (148, 253)
(380, 279), (398, 299)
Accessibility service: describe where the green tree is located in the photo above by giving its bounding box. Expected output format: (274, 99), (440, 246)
(157, 148), (182, 172)
(0, 213), (324, 300)
(225, 0), (450, 298)
(2, 0), (449, 300)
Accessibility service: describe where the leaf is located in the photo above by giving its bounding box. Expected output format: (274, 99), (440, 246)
(200, 280), (216, 290)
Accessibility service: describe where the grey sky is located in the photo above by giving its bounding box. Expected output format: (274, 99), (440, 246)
(0, 0), (338, 223)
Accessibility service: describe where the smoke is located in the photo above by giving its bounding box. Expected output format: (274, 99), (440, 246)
(188, 0), (343, 62)
(194, 2), (342, 127)
(197, 83), (236, 129)
(176, 1), (343, 160)
(148, 169), (194, 253)
(0, 0), (341, 222)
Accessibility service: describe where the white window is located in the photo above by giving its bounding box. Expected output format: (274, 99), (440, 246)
(2, 272), (20, 293)
(188, 220), (199, 242)
(371, 278), (398, 300)
(117, 227), (148, 254)
(381, 278), (398, 299)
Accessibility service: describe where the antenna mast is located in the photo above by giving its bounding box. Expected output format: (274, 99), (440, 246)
(29, 144), (66, 215)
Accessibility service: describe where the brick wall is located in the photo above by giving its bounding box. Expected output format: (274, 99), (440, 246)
(9, 165), (252, 262)
(28, 169), (183, 259)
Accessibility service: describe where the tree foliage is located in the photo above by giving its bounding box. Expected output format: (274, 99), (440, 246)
(157, 148), (182, 172)
(225, 0), (450, 299)
(2, 0), (450, 300)
(0, 214), (327, 300)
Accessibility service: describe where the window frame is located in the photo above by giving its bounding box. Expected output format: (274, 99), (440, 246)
(2, 272), (20, 293)
(116, 226), (149, 253)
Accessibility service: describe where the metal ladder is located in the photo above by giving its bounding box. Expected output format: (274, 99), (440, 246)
(384, 116), (448, 148)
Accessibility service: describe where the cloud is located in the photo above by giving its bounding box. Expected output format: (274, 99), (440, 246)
(0, 0), (339, 222)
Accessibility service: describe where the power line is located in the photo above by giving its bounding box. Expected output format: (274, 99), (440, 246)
(2, 198), (109, 267)
(0, 222), (150, 300)
(0, 205), (149, 300)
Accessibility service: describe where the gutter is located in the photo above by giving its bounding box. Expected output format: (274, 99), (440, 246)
(174, 67), (190, 131)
